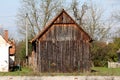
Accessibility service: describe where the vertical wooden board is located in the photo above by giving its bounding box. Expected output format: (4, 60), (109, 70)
(54, 26), (57, 40)
(67, 41), (71, 71)
(38, 41), (41, 72)
(57, 13), (63, 23)
(55, 41), (59, 72)
(60, 41), (63, 72)
(43, 41), (48, 72)
(54, 41), (57, 71)
(85, 42), (89, 70)
(73, 40), (75, 70)
(75, 41), (78, 71)
(61, 41), (65, 72)
(81, 40), (84, 72)
(38, 43), (40, 71)
(76, 28), (81, 40)
(84, 41), (89, 71)
(56, 26), (60, 40)
(82, 42), (86, 71)
(74, 40), (78, 71)
(69, 40), (72, 69)
(42, 41), (45, 72)
(46, 41), (49, 71)
(48, 41), (51, 71)
(53, 26), (55, 40)
(77, 41), (80, 72)
(39, 41), (43, 72)
(62, 26), (65, 40)
(65, 41), (69, 72)
(47, 41), (49, 71)
(87, 42), (91, 71)
(71, 40), (74, 70)
(56, 26), (58, 41)
(35, 43), (38, 71)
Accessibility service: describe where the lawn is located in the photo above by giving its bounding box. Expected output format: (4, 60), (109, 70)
(40, 67), (120, 76)
(90, 67), (120, 76)
(0, 67), (120, 76)
(0, 67), (33, 76)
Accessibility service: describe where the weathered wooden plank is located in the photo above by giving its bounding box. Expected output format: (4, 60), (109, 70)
(37, 40), (90, 72)
(31, 10), (92, 73)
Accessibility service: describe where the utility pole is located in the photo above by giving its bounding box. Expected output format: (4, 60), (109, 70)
(26, 13), (28, 66)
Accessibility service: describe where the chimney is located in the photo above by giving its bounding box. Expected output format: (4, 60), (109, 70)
(4, 30), (8, 42)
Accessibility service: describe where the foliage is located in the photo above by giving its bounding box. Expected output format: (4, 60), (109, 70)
(91, 38), (120, 67)
(16, 40), (32, 63)
(16, 41), (26, 62)
(91, 41), (109, 67)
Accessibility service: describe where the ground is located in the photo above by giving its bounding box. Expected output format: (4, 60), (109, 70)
(0, 67), (120, 76)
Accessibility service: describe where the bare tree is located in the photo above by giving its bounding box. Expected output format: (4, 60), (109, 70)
(85, 3), (112, 41)
(71, 0), (88, 27)
(71, 0), (111, 41)
(113, 11), (120, 22)
(17, 0), (62, 39)
(0, 25), (3, 35)
(112, 10), (120, 38)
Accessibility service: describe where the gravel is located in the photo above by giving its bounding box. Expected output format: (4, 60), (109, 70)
(0, 76), (120, 80)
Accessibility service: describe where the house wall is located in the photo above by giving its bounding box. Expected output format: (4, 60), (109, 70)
(0, 44), (9, 72)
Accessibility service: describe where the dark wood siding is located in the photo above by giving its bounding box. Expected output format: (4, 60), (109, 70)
(31, 10), (92, 72)
(39, 25), (88, 41)
(36, 40), (90, 72)
(36, 25), (90, 72)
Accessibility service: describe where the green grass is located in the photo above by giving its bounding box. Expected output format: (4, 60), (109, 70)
(39, 67), (120, 76)
(0, 67), (33, 76)
(90, 67), (120, 76)
(1, 67), (120, 76)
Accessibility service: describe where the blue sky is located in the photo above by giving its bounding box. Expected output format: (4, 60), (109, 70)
(0, 0), (120, 40)
(0, 0), (20, 39)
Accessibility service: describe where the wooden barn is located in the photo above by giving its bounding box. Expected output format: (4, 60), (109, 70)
(30, 9), (92, 72)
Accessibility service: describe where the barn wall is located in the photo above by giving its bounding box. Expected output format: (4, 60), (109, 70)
(36, 25), (91, 72)
(38, 40), (90, 72)
(32, 10), (91, 72)
(40, 25), (89, 41)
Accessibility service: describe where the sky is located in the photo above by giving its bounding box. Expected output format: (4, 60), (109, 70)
(0, 0), (20, 39)
(0, 0), (120, 40)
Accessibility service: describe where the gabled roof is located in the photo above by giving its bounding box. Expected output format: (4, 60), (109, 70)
(31, 9), (92, 43)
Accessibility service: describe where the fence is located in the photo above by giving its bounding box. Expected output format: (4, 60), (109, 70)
(108, 62), (120, 68)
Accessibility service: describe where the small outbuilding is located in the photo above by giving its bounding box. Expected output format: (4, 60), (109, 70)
(0, 30), (16, 72)
(31, 9), (92, 72)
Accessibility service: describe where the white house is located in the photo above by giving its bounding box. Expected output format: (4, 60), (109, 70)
(0, 35), (10, 72)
